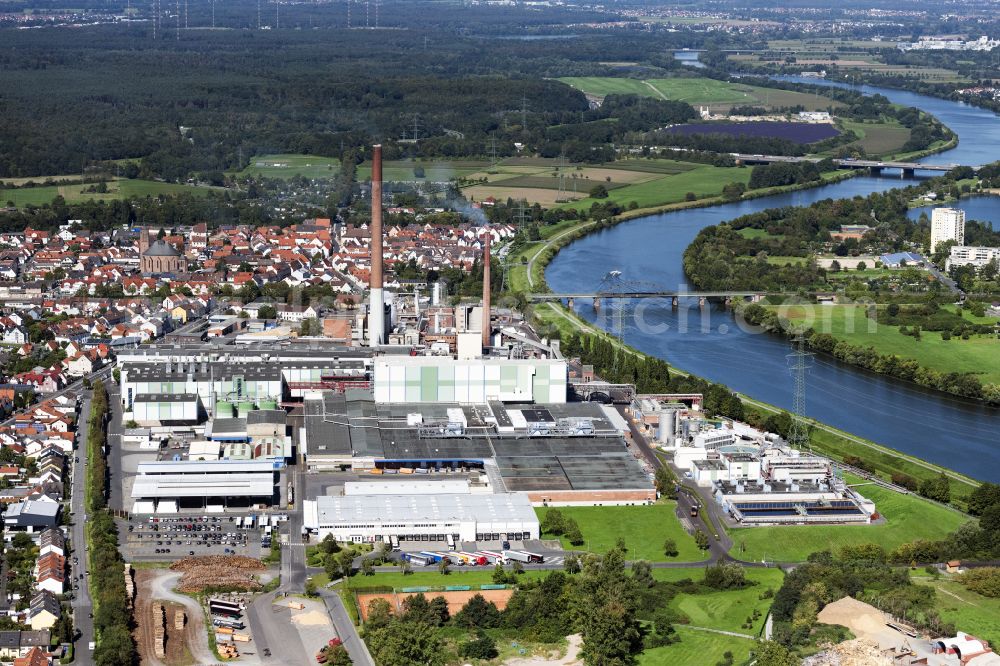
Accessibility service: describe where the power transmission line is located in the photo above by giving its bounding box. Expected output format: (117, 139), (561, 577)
(786, 334), (814, 450)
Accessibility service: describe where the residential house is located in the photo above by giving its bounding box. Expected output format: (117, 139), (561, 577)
(13, 645), (50, 666)
(3, 326), (29, 345)
(26, 592), (60, 631)
(37, 528), (64, 558)
(34, 552), (65, 595)
(0, 631), (50, 660)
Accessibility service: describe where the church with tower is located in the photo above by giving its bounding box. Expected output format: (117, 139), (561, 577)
(139, 228), (187, 276)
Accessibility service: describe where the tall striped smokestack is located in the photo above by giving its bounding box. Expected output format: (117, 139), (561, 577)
(482, 229), (491, 350)
(369, 144), (385, 347)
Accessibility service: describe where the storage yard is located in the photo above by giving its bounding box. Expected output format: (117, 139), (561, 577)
(133, 570), (217, 666)
(170, 555), (267, 593)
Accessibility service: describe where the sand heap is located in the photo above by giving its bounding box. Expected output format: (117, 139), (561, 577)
(816, 597), (887, 639)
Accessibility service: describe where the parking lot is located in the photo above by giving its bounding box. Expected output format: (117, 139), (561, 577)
(123, 514), (287, 560)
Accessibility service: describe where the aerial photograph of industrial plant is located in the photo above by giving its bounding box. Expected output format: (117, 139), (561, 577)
(0, 0), (999, 663)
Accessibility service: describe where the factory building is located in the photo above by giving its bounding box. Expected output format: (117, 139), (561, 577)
(119, 357), (369, 415)
(131, 393), (203, 427)
(302, 493), (540, 544)
(130, 460), (279, 514)
(372, 356), (567, 404)
(301, 391), (654, 505)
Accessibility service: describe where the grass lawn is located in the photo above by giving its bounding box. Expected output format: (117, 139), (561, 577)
(237, 153), (341, 179)
(638, 627), (753, 665)
(668, 568), (785, 634)
(738, 228), (785, 240)
(728, 482), (967, 562)
(536, 503), (704, 562)
(765, 255), (808, 266)
(341, 569), (549, 591)
(839, 119), (911, 157)
(777, 304), (1000, 385)
(912, 575), (1000, 647)
(1, 178), (216, 207)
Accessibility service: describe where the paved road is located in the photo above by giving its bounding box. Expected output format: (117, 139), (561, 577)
(283, 464), (306, 593)
(318, 590), (375, 666)
(105, 382), (124, 512)
(71, 391), (95, 666)
(245, 591), (310, 666)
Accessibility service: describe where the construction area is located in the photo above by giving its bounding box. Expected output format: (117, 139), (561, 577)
(813, 597), (1000, 666)
(133, 570), (217, 666)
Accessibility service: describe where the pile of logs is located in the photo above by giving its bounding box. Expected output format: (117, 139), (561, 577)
(169, 556), (265, 593)
(152, 604), (166, 659)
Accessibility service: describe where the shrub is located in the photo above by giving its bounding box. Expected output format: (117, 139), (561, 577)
(459, 632), (498, 660)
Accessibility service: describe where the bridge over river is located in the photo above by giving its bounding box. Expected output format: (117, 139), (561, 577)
(731, 153), (982, 177)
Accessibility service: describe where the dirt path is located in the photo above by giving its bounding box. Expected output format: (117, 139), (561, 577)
(146, 570), (219, 665)
(502, 634), (582, 666)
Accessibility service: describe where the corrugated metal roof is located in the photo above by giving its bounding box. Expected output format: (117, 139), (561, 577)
(315, 493), (537, 525)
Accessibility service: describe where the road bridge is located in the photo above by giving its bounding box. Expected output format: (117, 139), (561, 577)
(730, 153), (981, 177)
(529, 291), (773, 308)
(528, 291), (772, 300)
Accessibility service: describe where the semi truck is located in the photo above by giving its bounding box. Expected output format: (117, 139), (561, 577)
(458, 552), (488, 566)
(477, 551), (505, 564)
(504, 550), (544, 564)
(417, 551), (450, 564)
(402, 553), (432, 566)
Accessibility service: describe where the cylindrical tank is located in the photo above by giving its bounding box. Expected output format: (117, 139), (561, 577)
(236, 401), (254, 417)
(258, 400), (278, 411)
(658, 411), (676, 443)
(215, 401), (234, 418)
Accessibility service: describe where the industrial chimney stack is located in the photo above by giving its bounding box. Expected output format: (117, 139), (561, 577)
(482, 229), (491, 350)
(369, 144), (385, 347)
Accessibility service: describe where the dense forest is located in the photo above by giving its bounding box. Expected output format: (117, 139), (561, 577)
(0, 1), (749, 180)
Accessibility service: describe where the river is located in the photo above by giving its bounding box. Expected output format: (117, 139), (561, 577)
(546, 79), (1000, 480)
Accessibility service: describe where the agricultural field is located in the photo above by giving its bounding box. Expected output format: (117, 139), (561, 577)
(777, 304), (1000, 385)
(666, 121), (840, 143)
(462, 157), (717, 208)
(557, 76), (839, 112)
(237, 153), (340, 179)
(559, 162), (752, 212)
(912, 575), (1000, 647)
(838, 119), (911, 156)
(0, 178), (217, 207)
(728, 482), (968, 562)
(536, 503), (704, 562)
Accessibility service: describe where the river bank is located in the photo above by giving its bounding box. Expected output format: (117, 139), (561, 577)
(524, 295), (980, 508)
(541, 79), (1000, 479)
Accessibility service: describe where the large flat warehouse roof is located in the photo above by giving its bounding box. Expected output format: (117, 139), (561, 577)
(495, 452), (651, 492)
(131, 473), (275, 498)
(313, 493), (537, 525)
(136, 460), (277, 475)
